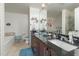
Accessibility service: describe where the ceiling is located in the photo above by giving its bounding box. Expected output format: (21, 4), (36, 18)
(47, 3), (79, 17)
(5, 3), (79, 16)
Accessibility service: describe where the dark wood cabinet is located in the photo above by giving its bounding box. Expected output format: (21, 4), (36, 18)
(48, 47), (56, 56)
(31, 35), (39, 55)
(31, 35), (57, 56)
(39, 42), (48, 56)
(31, 36), (37, 48)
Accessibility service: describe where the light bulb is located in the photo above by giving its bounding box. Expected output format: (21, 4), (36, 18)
(42, 3), (45, 8)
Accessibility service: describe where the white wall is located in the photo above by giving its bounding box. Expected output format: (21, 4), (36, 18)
(0, 3), (4, 56)
(62, 9), (74, 34)
(47, 15), (62, 32)
(5, 12), (29, 36)
(75, 7), (79, 31)
(74, 7), (79, 56)
(62, 9), (67, 34)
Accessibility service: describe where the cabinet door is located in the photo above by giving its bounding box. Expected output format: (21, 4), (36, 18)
(31, 36), (38, 55)
(31, 36), (40, 55)
(39, 42), (45, 56)
(39, 42), (49, 56)
(47, 47), (57, 56)
(31, 36), (37, 48)
(49, 46), (62, 56)
(50, 48), (56, 56)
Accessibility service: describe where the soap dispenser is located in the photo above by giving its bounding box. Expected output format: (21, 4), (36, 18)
(68, 31), (74, 44)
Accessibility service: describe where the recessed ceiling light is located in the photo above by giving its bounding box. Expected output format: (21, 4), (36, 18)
(42, 3), (46, 8)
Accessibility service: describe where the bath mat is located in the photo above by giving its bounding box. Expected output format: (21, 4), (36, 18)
(19, 48), (33, 56)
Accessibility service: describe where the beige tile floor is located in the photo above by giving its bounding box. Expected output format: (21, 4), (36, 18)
(7, 40), (30, 56)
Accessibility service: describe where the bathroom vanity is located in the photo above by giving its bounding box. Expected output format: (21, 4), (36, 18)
(31, 33), (78, 56)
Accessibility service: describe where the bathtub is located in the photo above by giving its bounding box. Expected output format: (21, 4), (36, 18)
(2, 36), (15, 56)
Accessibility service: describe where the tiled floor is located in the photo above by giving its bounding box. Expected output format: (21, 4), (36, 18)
(7, 40), (30, 56)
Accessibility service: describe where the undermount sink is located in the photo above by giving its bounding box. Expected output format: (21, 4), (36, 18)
(48, 39), (78, 52)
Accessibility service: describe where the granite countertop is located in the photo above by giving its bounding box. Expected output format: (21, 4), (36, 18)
(34, 33), (78, 52)
(34, 33), (48, 44)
